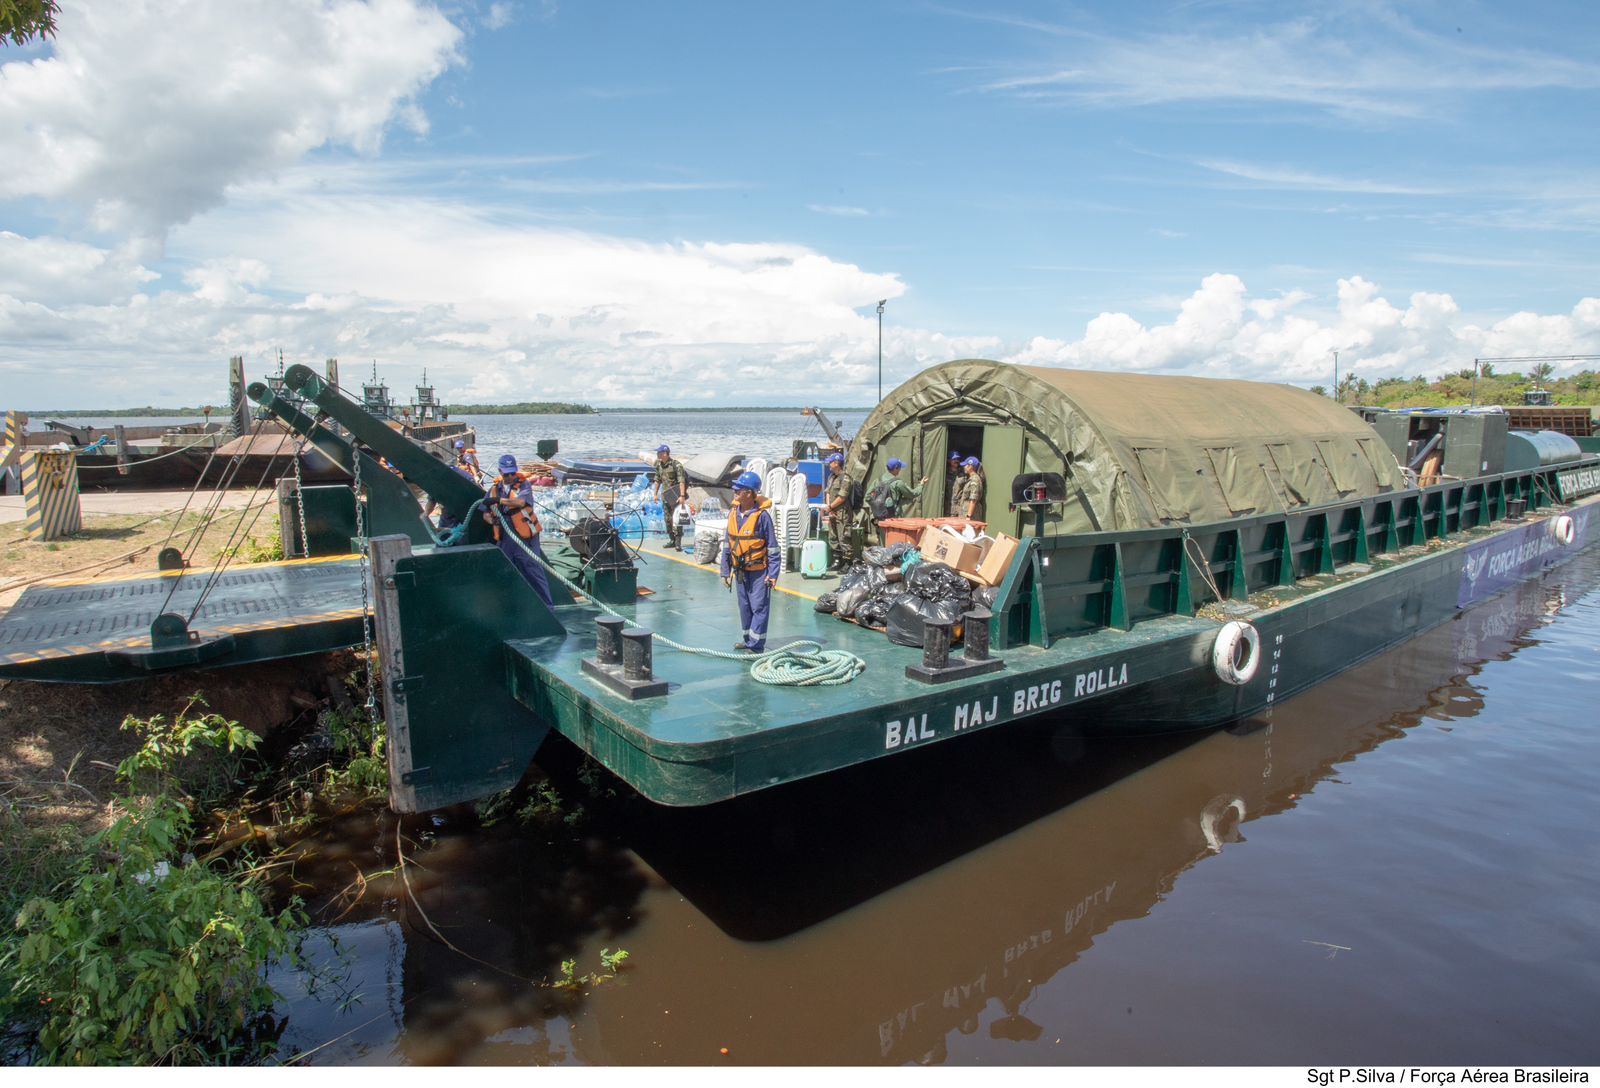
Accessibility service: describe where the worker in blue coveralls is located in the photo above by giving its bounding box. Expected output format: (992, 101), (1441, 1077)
(719, 469), (780, 653)
(483, 453), (555, 609)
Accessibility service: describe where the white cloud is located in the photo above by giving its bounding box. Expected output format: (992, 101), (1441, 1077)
(0, 170), (997, 405)
(0, 0), (463, 235)
(1192, 159), (1447, 196)
(974, 11), (1600, 123)
(483, 2), (514, 31)
(1009, 274), (1600, 385)
(807, 204), (871, 217)
(0, 231), (158, 305)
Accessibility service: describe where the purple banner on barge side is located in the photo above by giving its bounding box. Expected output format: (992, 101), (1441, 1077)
(1458, 506), (1594, 608)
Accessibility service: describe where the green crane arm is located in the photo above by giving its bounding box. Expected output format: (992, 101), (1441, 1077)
(248, 381), (455, 548)
(248, 382), (357, 474)
(282, 364), (483, 519)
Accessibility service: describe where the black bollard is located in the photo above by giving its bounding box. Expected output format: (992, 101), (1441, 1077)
(621, 628), (654, 682)
(595, 616), (624, 665)
(921, 620), (952, 671)
(906, 609), (1004, 684)
(963, 608), (992, 661)
(581, 622), (669, 699)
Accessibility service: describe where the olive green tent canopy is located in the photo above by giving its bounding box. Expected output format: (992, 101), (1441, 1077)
(846, 359), (1408, 534)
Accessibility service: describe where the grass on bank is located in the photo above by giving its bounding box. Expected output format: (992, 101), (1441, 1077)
(0, 506), (285, 609)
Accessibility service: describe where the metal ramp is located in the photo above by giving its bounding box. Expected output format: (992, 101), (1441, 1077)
(0, 555), (367, 683)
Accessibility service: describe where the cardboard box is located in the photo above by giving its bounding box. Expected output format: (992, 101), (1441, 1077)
(918, 525), (982, 572)
(974, 532), (1021, 587)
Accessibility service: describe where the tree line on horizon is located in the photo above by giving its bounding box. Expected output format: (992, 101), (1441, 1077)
(1312, 365), (1599, 408)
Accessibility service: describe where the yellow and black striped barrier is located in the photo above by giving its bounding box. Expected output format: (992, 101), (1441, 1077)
(21, 448), (83, 541)
(1, 410), (25, 494)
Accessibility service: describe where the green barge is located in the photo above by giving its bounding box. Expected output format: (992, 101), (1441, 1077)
(2, 361), (1596, 815)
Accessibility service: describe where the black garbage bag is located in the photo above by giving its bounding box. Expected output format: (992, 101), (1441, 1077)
(814, 591), (838, 614)
(863, 542), (914, 568)
(971, 584), (1000, 611)
(906, 561), (973, 609)
(838, 562), (886, 593)
(834, 581), (871, 618)
(886, 594), (966, 648)
(853, 598), (889, 628)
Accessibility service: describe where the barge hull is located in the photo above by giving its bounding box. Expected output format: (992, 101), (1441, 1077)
(496, 500), (1596, 808)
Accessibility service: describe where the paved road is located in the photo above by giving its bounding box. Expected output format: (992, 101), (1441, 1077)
(0, 489), (270, 524)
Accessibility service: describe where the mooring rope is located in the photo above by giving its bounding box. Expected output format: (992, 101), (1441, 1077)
(487, 507), (865, 686)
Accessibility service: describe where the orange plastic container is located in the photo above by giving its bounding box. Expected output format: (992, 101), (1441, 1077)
(876, 517), (930, 547)
(878, 516), (986, 547)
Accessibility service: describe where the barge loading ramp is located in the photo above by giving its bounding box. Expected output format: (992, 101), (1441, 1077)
(0, 555), (367, 683)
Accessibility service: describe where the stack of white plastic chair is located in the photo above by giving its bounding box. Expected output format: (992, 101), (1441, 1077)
(762, 466), (808, 575)
(764, 466), (787, 501)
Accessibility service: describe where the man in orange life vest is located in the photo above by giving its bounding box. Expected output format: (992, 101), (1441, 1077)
(718, 470), (780, 653)
(484, 453), (554, 609)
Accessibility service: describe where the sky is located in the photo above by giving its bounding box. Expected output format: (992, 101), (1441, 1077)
(3, 0), (1600, 409)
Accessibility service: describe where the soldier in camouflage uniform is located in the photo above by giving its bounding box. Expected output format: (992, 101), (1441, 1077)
(870, 458), (928, 544)
(957, 456), (986, 523)
(824, 452), (857, 570)
(945, 450), (964, 517)
(652, 444), (690, 550)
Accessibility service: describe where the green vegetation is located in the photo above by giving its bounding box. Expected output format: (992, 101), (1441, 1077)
(444, 401), (596, 415)
(0, 702), (308, 1065)
(24, 407), (221, 418)
(552, 948), (630, 992)
(1318, 367), (1600, 408)
(1, 0), (59, 46)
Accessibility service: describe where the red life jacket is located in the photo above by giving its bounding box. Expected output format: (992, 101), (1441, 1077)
(727, 499), (773, 573)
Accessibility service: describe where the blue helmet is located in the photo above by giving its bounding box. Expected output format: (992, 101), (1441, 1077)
(948, 450), (961, 460)
(961, 456), (980, 469)
(825, 452), (843, 465)
(886, 458), (904, 471)
(497, 454), (519, 474)
(656, 444), (670, 454)
(732, 470), (762, 493)
(454, 440), (465, 449)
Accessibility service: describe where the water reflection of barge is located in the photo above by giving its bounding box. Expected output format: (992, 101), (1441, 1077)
(273, 560), (1585, 1065)
(596, 570), (1584, 1065)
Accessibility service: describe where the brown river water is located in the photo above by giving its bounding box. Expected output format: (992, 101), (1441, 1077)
(269, 548), (1600, 1066)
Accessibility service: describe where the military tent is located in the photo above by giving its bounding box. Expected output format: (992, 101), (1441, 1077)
(847, 359), (1408, 537)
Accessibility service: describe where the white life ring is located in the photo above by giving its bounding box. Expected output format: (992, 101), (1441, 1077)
(1212, 620), (1261, 686)
(1549, 514), (1576, 546)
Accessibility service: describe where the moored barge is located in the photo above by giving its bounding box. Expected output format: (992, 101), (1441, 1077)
(1, 360), (1596, 816)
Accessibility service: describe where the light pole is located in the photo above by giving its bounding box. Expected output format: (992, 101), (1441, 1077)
(876, 300), (887, 402)
(1332, 350), (1339, 402)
